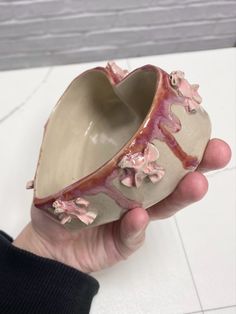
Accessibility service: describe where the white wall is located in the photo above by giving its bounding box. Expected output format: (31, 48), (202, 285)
(0, 0), (235, 70)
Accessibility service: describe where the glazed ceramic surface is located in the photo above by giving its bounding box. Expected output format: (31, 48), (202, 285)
(28, 62), (211, 230)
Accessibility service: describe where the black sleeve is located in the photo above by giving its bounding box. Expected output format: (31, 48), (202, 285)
(0, 230), (99, 314)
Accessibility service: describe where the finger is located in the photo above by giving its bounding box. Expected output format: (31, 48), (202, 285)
(117, 207), (149, 257)
(147, 171), (208, 220)
(198, 138), (231, 172)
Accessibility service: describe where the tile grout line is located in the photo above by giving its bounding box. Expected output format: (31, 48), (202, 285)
(0, 67), (53, 124)
(184, 304), (236, 314)
(174, 216), (204, 314)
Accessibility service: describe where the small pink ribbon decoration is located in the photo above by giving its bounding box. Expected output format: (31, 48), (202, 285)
(118, 143), (165, 188)
(170, 71), (202, 113)
(52, 197), (97, 225)
(105, 61), (129, 84)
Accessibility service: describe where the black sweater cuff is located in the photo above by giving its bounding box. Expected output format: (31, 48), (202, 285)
(0, 231), (99, 314)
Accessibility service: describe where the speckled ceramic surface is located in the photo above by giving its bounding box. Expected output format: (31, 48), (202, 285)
(28, 62), (211, 229)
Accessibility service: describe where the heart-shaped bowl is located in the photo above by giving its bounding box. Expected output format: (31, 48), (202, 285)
(29, 62), (211, 229)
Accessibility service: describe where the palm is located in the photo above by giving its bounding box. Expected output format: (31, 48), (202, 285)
(31, 205), (145, 273)
(30, 139), (230, 273)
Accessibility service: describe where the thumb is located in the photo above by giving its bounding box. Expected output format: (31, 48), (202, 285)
(117, 207), (149, 258)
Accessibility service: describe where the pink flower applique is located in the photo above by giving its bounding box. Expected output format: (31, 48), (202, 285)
(52, 197), (97, 225)
(105, 61), (129, 84)
(170, 71), (202, 113)
(118, 143), (165, 188)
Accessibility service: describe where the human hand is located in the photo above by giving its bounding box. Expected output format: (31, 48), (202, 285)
(13, 138), (231, 273)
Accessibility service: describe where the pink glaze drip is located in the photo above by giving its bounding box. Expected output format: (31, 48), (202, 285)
(128, 68), (199, 170)
(68, 169), (142, 210)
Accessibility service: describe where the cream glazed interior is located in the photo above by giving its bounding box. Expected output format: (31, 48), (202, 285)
(28, 62), (211, 229)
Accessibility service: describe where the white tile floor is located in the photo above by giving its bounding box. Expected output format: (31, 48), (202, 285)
(0, 48), (235, 314)
(207, 307), (236, 314)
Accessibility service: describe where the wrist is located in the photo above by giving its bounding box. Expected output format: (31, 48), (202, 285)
(13, 223), (55, 261)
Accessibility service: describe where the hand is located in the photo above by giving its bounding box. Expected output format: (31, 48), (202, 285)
(13, 138), (231, 273)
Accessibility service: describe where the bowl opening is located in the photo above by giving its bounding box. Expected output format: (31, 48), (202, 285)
(35, 68), (158, 198)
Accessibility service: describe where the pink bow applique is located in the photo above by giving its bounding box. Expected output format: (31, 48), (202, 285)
(52, 197), (97, 225)
(170, 71), (202, 113)
(118, 143), (165, 188)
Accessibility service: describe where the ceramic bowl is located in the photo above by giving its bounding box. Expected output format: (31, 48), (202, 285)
(28, 62), (211, 229)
